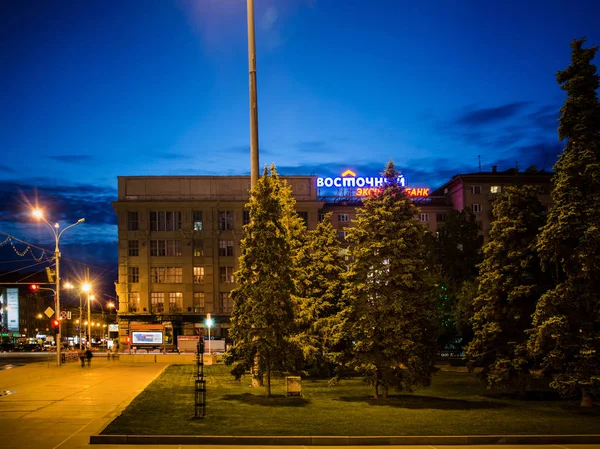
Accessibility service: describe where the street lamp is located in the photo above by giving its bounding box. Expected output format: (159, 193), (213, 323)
(205, 313), (214, 354)
(32, 208), (84, 366)
(65, 281), (91, 350)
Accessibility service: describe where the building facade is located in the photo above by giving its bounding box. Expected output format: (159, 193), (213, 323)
(113, 168), (552, 347)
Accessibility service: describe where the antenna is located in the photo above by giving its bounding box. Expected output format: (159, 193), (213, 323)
(478, 155), (481, 172)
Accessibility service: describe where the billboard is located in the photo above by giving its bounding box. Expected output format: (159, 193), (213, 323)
(7, 288), (19, 333)
(132, 331), (163, 345)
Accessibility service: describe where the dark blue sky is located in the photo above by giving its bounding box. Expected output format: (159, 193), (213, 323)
(1, 0), (599, 278)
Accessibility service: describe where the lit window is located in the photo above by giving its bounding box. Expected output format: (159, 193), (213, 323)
(169, 292), (183, 313)
(490, 185), (501, 194)
(150, 267), (182, 283)
(193, 293), (205, 313)
(151, 292), (164, 313)
(193, 266), (205, 284)
(193, 211), (203, 231)
(129, 292), (140, 312)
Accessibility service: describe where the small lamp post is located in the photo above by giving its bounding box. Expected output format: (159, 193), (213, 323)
(205, 313), (213, 354)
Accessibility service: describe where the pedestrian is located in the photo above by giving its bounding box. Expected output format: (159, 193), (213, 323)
(79, 348), (86, 367)
(85, 346), (93, 366)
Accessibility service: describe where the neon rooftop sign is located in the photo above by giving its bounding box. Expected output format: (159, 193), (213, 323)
(317, 170), (429, 197)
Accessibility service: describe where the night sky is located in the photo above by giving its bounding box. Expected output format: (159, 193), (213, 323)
(1, 0), (599, 287)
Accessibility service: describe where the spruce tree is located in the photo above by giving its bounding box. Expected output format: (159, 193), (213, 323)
(295, 213), (347, 377)
(531, 38), (600, 407)
(344, 160), (438, 398)
(466, 185), (548, 393)
(226, 165), (298, 397)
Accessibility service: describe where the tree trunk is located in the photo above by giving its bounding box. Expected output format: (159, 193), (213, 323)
(382, 384), (389, 399)
(265, 354), (271, 397)
(252, 352), (263, 387)
(374, 381), (379, 398)
(518, 371), (527, 399)
(581, 387), (593, 408)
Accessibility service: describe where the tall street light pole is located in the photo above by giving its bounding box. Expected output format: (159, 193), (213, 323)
(32, 209), (84, 366)
(247, 0), (259, 189)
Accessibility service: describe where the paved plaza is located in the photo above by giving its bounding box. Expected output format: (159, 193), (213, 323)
(0, 357), (598, 449)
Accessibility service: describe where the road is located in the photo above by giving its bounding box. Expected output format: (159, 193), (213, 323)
(0, 352), (54, 368)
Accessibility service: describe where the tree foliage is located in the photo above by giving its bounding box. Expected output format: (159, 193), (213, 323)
(294, 213), (348, 376)
(226, 165), (300, 396)
(530, 38), (600, 406)
(344, 160), (438, 397)
(466, 185), (549, 391)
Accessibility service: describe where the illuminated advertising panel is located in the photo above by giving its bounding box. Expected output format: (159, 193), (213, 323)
(132, 331), (163, 345)
(316, 170), (429, 197)
(7, 288), (19, 333)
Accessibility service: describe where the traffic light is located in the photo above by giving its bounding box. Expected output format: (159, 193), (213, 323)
(30, 284), (39, 292)
(125, 336), (131, 344)
(52, 319), (60, 328)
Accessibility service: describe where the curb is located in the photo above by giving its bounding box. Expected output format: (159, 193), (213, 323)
(90, 434), (600, 445)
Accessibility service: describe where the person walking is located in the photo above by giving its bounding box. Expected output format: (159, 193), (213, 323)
(79, 348), (86, 367)
(85, 346), (93, 367)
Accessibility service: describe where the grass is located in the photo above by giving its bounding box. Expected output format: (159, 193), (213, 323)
(102, 364), (600, 436)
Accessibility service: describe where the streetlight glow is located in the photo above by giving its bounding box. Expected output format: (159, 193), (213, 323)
(32, 208), (43, 219)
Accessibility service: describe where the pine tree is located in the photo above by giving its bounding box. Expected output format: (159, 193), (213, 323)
(226, 165), (298, 397)
(295, 213), (347, 377)
(344, 160), (438, 398)
(531, 38), (600, 407)
(466, 185), (549, 393)
(426, 208), (482, 351)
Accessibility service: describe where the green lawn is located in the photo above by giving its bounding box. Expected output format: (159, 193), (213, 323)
(102, 364), (600, 436)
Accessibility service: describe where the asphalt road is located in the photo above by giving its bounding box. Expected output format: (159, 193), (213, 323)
(0, 352), (55, 368)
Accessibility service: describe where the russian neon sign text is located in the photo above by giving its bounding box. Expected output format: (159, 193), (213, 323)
(317, 169), (405, 189)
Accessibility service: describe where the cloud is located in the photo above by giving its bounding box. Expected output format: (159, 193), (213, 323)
(46, 155), (94, 164)
(0, 180), (118, 228)
(0, 164), (15, 173)
(261, 6), (278, 30)
(455, 102), (531, 126)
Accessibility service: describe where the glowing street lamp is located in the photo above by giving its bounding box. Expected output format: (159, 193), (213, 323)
(32, 208), (84, 366)
(205, 313), (214, 354)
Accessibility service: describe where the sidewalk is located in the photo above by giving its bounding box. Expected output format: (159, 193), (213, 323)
(0, 357), (167, 449)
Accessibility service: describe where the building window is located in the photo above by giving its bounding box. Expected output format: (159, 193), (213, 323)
(471, 186), (482, 194)
(220, 266), (235, 283)
(490, 185), (501, 194)
(193, 266), (205, 284)
(220, 292), (233, 313)
(169, 292), (183, 313)
(338, 231), (348, 240)
(338, 213), (349, 223)
(150, 240), (182, 256)
(128, 240), (139, 257)
(128, 266), (139, 283)
(193, 240), (204, 257)
(298, 211), (308, 225)
(419, 213), (429, 222)
(193, 293), (205, 314)
(193, 211), (203, 231)
(129, 292), (140, 313)
(218, 210), (233, 230)
(150, 267), (182, 283)
(318, 213), (326, 222)
(219, 240), (234, 257)
(472, 204), (482, 213)
(127, 212), (139, 231)
(150, 211), (182, 231)
(436, 213), (446, 222)
(151, 292), (164, 314)
(243, 210), (250, 226)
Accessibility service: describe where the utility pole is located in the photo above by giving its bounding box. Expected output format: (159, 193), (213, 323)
(247, 0), (259, 188)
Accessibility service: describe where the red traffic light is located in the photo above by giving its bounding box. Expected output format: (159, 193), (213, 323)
(126, 336), (131, 344)
(30, 284), (39, 292)
(52, 319), (60, 328)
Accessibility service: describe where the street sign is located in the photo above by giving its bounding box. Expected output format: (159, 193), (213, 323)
(60, 311), (67, 319)
(67, 311), (71, 320)
(44, 307), (54, 318)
